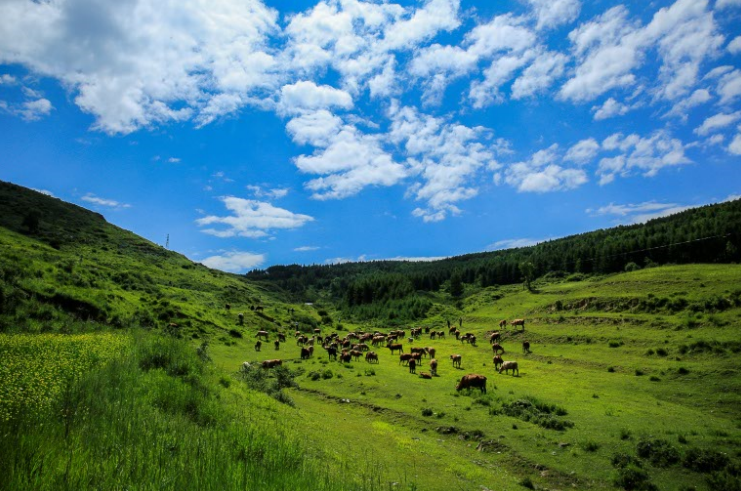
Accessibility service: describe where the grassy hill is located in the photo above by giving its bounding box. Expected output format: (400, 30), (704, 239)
(1, 181), (741, 491)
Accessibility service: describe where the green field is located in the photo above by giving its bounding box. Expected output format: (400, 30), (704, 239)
(1, 183), (741, 490)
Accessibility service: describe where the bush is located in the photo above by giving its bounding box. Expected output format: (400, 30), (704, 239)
(583, 441), (600, 452)
(612, 453), (641, 469)
(609, 341), (623, 348)
(656, 348), (669, 357)
(495, 397), (573, 431)
(637, 439), (680, 468)
(614, 465), (657, 491)
(421, 408), (433, 417)
(683, 448), (730, 473)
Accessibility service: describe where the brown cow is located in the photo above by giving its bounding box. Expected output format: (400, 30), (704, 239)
(419, 372), (432, 379)
(489, 331), (501, 343)
(399, 353), (413, 365)
(430, 359), (438, 376)
(411, 352), (423, 363)
(426, 347), (436, 359)
(387, 343), (404, 354)
(511, 319), (525, 330)
(278, 333), (286, 342)
(499, 361), (519, 376)
(326, 346), (337, 361)
(491, 343), (505, 355)
(499, 319), (507, 329)
(523, 341), (531, 354)
(350, 349), (363, 361)
(365, 351), (378, 363)
(261, 359), (282, 369)
(493, 355), (504, 370)
(301, 347), (311, 359)
(274, 340), (280, 350)
(450, 354), (462, 368)
(408, 359), (417, 374)
(456, 374), (487, 393)
(256, 330), (269, 339)
(340, 352), (352, 363)
(255, 340), (262, 351)
(411, 347), (427, 358)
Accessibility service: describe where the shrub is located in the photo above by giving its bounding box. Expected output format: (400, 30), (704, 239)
(228, 329), (243, 338)
(678, 367), (690, 375)
(614, 465), (657, 491)
(656, 348), (669, 357)
(520, 476), (535, 489)
(608, 367), (616, 373)
(609, 341), (623, 348)
(612, 453), (641, 469)
(637, 439), (680, 468)
(583, 441), (600, 452)
(421, 408), (433, 417)
(683, 448), (730, 473)
(649, 376), (660, 382)
(635, 369), (644, 376)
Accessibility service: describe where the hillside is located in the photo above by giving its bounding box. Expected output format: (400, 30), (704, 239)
(247, 198), (741, 323)
(1, 181), (741, 491)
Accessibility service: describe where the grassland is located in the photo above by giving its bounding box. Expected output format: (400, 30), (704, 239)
(1, 184), (740, 490)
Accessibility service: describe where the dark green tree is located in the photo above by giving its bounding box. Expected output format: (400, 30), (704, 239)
(449, 270), (463, 298)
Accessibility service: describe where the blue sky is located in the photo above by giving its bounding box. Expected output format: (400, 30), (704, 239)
(1, 0), (740, 272)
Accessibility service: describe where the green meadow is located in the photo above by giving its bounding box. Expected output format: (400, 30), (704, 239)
(1, 184), (740, 490)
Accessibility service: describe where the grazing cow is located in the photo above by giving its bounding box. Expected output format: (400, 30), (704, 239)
(426, 347), (436, 359)
(365, 351), (378, 363)
(408, 337), (414, 344)
(430, 359), (438, 376)
(274, 340), (280, 351)
(411, 352), (423, 363)
(308, 346), (314, 357)
(255, 340), (262, 351)
(372, 335), (386, 347)
(326, 346), (337, 361)
(297, 335), (308, 346)
(411, 347), (427, 358)
(340, 352), (352, 363)
(437, 330), (445, 339)
(314, 328), (321, 334)
(399, 353), (413, 365)
(278, 333), (286, 342)
(454, 329), (461, 340)
(511, 319), (525, 330)
(469, 335), (477, 346)
(408, 359), (417, 374)
(301, 347), (311, 360)
(350, 350), (363, 361)
(242, 361), (252, 371)
(450, 354), (462, 369)
(261, 359), (282, 369)
(499, 319), (507, 329)
(489, 332), (501, 343)
(387, 343), (404, 354)
(522, 341), (531, 354)
(456, 374), (487, 393)
(493, 355), (504, 370)
(419, 372), (432, 379)
(499, 361), (519, 376)
(295, 330), (302, 337)
(256, 330), (269, 340)
(491, 343), (505, 355)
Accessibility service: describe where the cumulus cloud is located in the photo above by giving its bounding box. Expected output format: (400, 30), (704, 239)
(561, 0), (724, 104)
(0, 0), (280, 133)
(730, 130), (741, 155)
(592, 97), (630, 120)
(716, 0), (741, 8)
(694, 111), (741, 135)
(597, 131), (689, 185)
(564, 138), (600, 164)
(196, 196), (313, 238)
(504, 144), (588, 193)
(588, 201), (693, 223)
(1, 96), (54, 121)
(200, 251), (265, 273)
(294, 246), (320, 252)
(716, 69), (741, 104)
(388, 104), (509, 221)
(245, 185), (289, 200)
(278, 81), (353, 115)
(524, 0), (580, 31)
(80, 193), (131, 209)
(728, 36), (741, 54)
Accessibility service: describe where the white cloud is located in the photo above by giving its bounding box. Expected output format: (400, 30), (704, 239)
(201, 251), (265, 273)
(504, 144), (588, 193)
(589, 201), (693, 223)
(592, 97), (630, 120)
(730, 130), (741, 155)
(196, 196), (313, 238)
(381, 0), (461, 51)
(486, 238), (543, 250)
(561, 0), (724, 103)
(511, 51), (568, 99)
(2, 97), (54, 121)
(728, 36), (741, 54)
(565, 138), (600, 164)
(80, 193), (131, 209)
(294, 246), (320, 252)
(665, 88), (712, 118)
(278, 81), (353, 115)
(597, 131), (689, 184)
(286, 110), (343, 147)
(716, 0), (741, 8)
(0, 0), (280, 134)
(388, 104), (508, 221)
(0, 74), (17, 85)
(167, 157), (180, 163)
(245, 185), (289, 200)
(524, 0), (580, 31)
(717, 69), (741, 104)
(694, 111), (741, 135)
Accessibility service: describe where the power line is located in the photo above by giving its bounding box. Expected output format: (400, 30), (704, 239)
(580, 233), (732, 264)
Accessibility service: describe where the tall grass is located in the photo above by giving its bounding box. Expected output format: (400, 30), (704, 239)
(0, 331), (377, 491)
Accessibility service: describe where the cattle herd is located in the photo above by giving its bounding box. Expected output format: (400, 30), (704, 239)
(242, 316), (530, 394)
